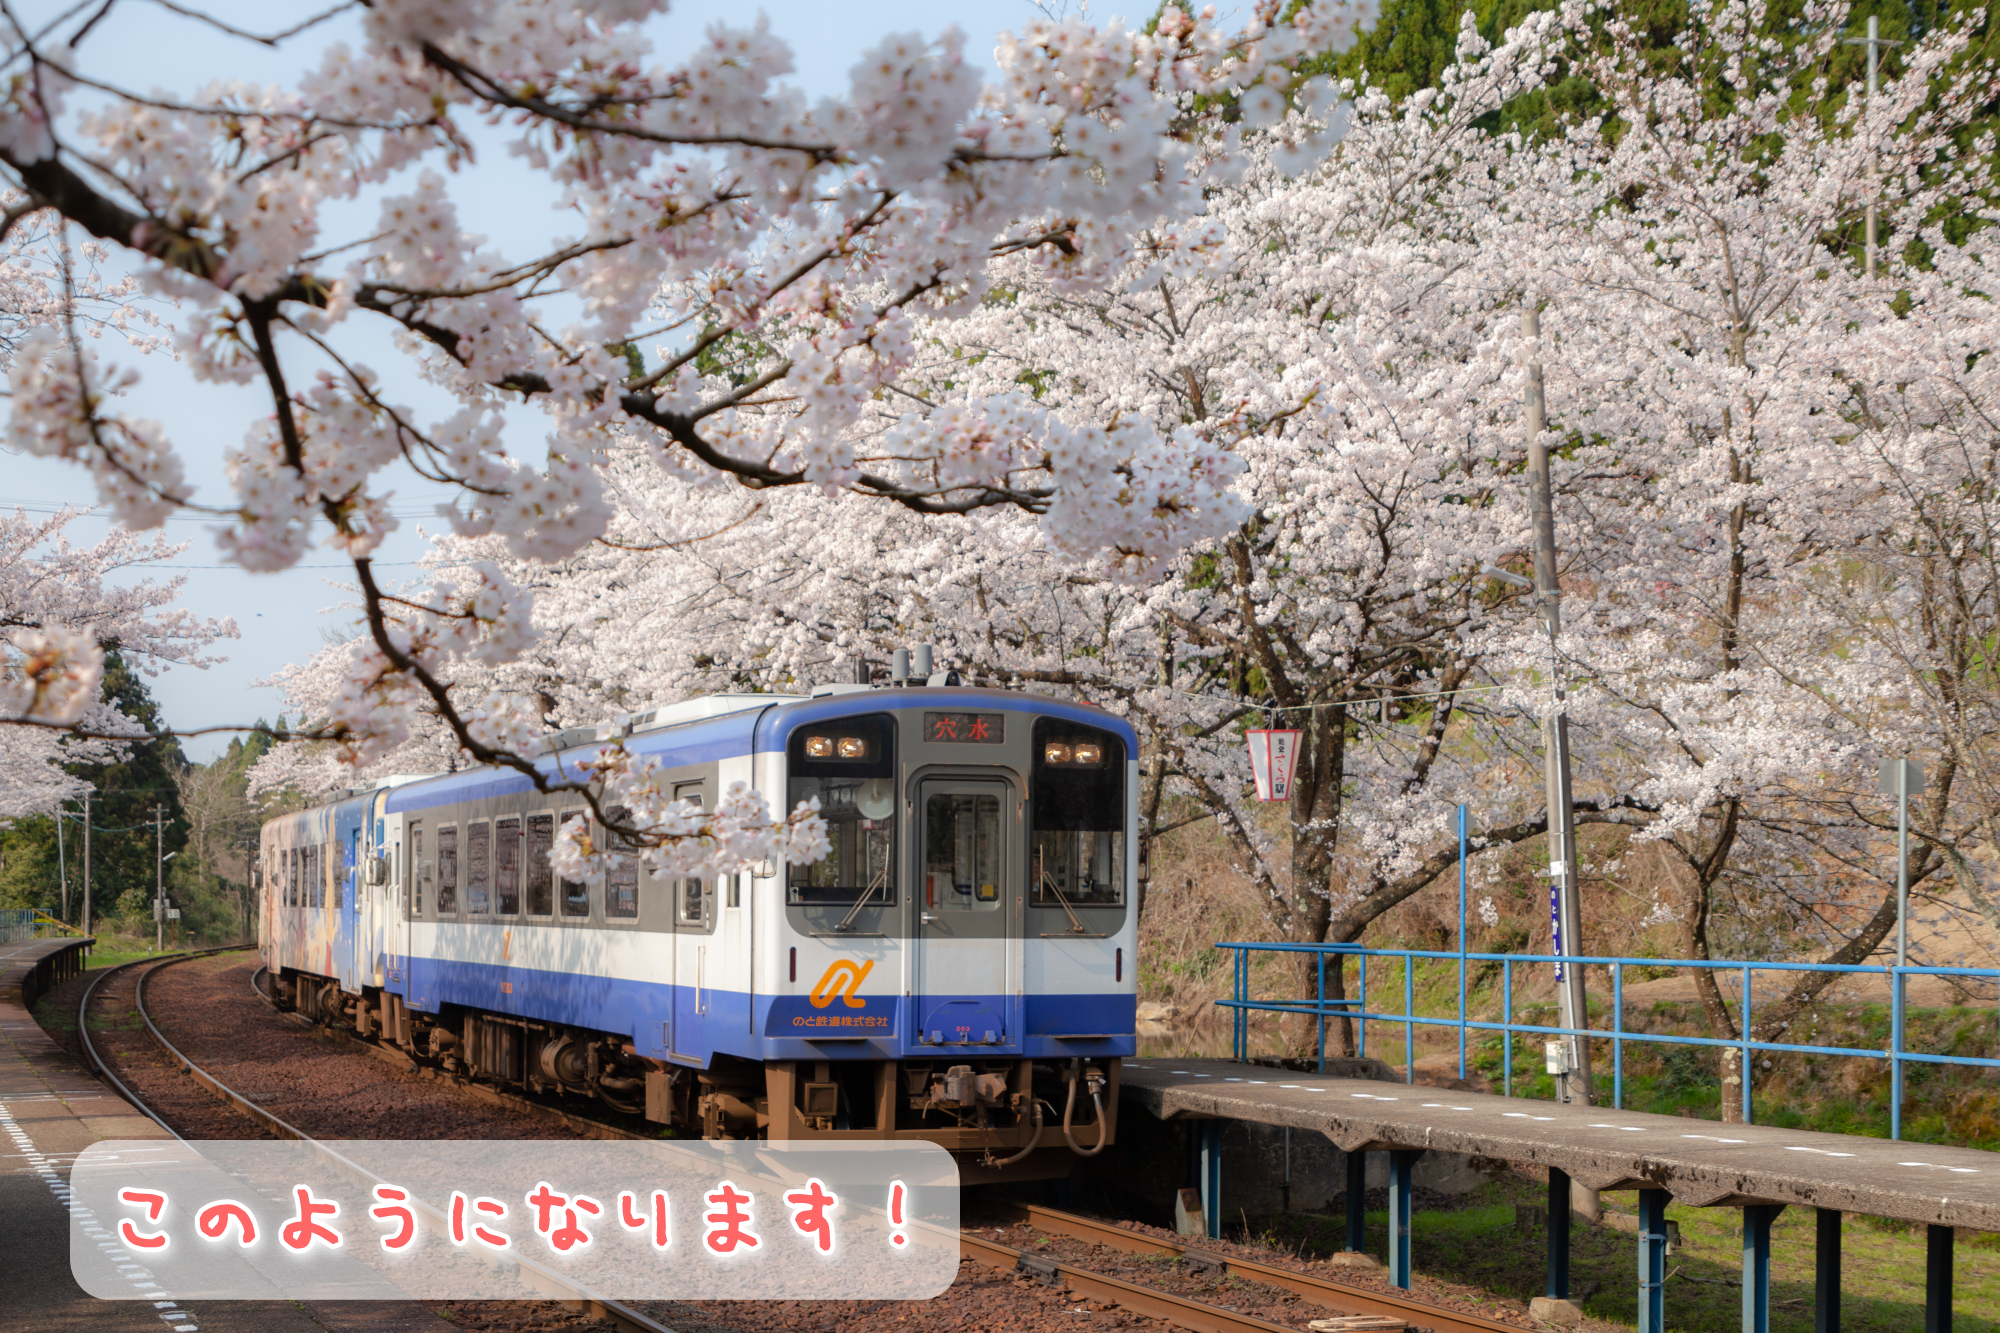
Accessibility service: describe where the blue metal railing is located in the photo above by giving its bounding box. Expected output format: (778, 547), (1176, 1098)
(0, 908), (41, 943)
(1216, 941), (2000, 1140)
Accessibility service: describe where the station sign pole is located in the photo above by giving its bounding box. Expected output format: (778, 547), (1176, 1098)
(1523, 303), (1593, 1111)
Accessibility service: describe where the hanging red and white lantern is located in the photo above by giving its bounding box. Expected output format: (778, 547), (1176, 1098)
(1245, 728), (1302, 802)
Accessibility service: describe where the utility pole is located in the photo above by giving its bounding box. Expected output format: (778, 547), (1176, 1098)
(1846, 16), (1898, 280)
(1524, 304), (1594, 1106)
(1525, 304), (1599, 1229)
(56, 800), (69, 925)
(82, 794), (92, 938)
(154, 803), (166, 954)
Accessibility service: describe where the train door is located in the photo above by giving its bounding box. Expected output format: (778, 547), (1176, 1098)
(913, 778), (1018, 1048)
(336, 820), (361, 993)
(361, 795), (394, 987)
(396, 818), (420, 993)
(670, 782), (711, 1062)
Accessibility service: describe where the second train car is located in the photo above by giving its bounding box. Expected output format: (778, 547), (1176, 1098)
(258, 682), (1136, 1172)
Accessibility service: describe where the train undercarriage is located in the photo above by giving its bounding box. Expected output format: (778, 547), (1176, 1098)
(278, 971), (1116, 1176)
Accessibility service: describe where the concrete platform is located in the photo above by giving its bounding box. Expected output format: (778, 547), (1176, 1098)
(0, 939), (449, 1333)
(1122, 1057), (2000, 1230)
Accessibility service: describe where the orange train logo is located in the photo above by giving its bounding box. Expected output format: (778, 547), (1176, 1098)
(809, 959), (874, 1010)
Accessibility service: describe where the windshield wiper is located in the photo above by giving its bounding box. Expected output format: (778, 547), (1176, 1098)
(1039, 868), (1089, 935)
(834, 864), (890, 932)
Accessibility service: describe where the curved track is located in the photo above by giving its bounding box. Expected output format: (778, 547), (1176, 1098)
(81, 948), (676, 1333)
(91, 951), (1531, 1333)
(974, 1201), (1527, 1333)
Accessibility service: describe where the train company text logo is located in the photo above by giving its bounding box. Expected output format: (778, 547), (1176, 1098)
(809, 959), (874, 1009)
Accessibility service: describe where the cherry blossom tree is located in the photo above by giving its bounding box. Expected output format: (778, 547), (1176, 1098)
(0, 0), (1384, 873)
(0, 506), (235, 820)
(1505, 0), (2000, 1115)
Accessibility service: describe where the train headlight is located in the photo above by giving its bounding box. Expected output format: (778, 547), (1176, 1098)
(805, 736), (834, 758)
(837, 736), (869, 760)
(1044, 742), (1072, 764)
(1073, 743), (1103, 765)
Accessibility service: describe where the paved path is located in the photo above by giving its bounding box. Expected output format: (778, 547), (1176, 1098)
(0, 940), (448, 1333)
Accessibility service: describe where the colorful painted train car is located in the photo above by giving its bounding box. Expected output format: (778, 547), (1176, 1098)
(258, 684), (1136, 1173)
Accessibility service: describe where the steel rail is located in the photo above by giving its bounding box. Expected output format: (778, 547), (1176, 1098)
(247, 965), (647, 1143)
(96, 948), (677, 1333)
(76, 946), (241, 1140)
(958, 1230), (1319, 1333)
(989, 1202), (1522, 1333)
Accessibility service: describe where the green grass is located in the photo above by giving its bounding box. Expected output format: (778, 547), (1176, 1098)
(1260, 1173), (2000, 1331)
(82, 947), (154, 972)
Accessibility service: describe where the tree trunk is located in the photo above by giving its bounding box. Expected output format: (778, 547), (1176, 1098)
(1287, 702), (1349, 1057)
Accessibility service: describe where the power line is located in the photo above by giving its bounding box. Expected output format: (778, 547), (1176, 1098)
(129, 561), (422, 570)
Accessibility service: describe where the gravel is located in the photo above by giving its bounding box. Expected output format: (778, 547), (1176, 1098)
(38, 951), (1525, 1333)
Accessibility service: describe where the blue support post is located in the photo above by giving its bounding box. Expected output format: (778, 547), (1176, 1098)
(1548, 1167), (1571, 1300)
(1359, 953), (1369, 1059)
(1893, 969), (1905, 1141)
(1742, 1204), (1783, 1333)
(1388, 1149), (1418, 1290)
(1815, 1207), (1841, 1333)
(1637, 1188), (1670, 1333)
(1742, 965), (1755, 1124)
(1458, 803), (1468, 1081)
(1345, 1149), (1367, 1255)
(1613, 961), (1625, 1110)
(1224, 944), (1240, 1056)
(1200, 1120), (1223, 1241)
(1926, 1223), (1952, 1333)
(1404, 951), (1415, 1084)
(1317, 951), (1328, 1074)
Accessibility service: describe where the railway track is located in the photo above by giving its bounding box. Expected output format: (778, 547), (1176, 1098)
(964, 1201), (1528, 1333)
(79, 948), (677, 1333)
(84, 950), (1528, 1333)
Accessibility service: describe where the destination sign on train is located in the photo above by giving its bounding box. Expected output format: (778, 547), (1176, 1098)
(922, 712), (1004, 744)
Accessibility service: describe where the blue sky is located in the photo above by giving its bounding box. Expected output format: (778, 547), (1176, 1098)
(4, 0), (1094, 760)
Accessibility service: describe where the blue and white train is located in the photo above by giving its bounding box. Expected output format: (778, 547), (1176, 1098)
(258, 682), (1135, 1171)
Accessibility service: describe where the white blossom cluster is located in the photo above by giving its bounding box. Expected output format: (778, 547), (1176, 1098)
(0, 0), (1381, 871)
(0, 507), (235, 822)
(253, 0), (2000, 960)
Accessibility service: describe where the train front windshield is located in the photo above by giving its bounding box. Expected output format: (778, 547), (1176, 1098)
(1031, 717), (1125, 907)
(787, 712), (898, 906)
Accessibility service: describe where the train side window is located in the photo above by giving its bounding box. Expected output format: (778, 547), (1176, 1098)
(408, 823), (424, 918)
(606, 805), (638, 920)
(525, 813), (554, 917)
(286, 849), (297, 907)
(726, 873), (741, 909)
(558, 810), (589, 917)
(467, 821), (492, 915)
(437, 826), (459, 915)
(495, 817), (521, 915)
(308, 844), (321, 909)
(674, 784), (705, 927)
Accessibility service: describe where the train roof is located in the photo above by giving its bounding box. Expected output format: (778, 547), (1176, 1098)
(376, 686), (1135, 816)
